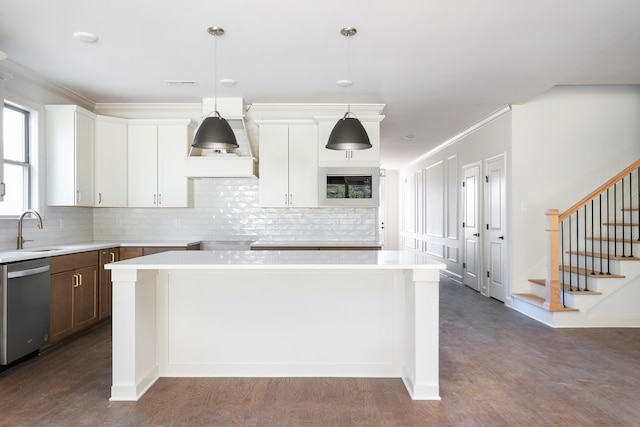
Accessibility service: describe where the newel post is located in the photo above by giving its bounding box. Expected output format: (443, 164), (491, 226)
(544, 209), (563, 311)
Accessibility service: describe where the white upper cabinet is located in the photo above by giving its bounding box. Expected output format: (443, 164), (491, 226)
(258, 121), (318, 208)
(127, 120), (193, 208)
(46, 105), (96, 206)
(317, 118), (382, 166)
(95, 116), (128, 207)
(0, 67), (9, 202)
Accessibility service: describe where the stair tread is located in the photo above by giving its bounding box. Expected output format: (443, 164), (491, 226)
(585, 236), (640, 243)
(513, 293), (579, 312)
(566, 251), (640, 261)
(528, 279), (603, 295)
(559, 265), (625, 278)
(601, 222), (639, 226)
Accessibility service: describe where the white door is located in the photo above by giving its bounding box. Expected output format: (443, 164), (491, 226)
(288, 124), (318, 207)
(484, 154), (507, 301)
(95, 117), (128, 207)
(462, 163), (481, 292)
(379, 174), (387, 248)
(75, 111), (95, 206)
(258, 125), (290, 207)
(157, 125), (189, 207)
(128, 125), (158, 207)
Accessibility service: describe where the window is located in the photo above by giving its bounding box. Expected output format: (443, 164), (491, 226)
(1, 103), (31, 216)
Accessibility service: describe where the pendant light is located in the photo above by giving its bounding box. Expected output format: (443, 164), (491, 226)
(192, 26), (239, 150)
(326, 27), (372, 151)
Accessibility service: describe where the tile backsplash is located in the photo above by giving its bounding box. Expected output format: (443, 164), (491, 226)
(0, 178), (378, 251)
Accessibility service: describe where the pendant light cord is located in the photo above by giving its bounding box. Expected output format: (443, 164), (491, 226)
(346, 30), (351, 115)
(214, 29), (218, 114)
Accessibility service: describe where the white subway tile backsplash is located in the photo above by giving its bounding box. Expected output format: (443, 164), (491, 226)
(0, 178), (377, 250)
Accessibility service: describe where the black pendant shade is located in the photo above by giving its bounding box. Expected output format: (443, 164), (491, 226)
(192, 112), (239, 150)
(326, 113), (372, 150)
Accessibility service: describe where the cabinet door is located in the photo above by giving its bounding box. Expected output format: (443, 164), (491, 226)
(128, 125), (158, 207)
(120, 247), (143, 260)
(157, 125), (189, 207)
(50, 271), (75, 344)
(99, 249), (118, 320)
(95, 118), (127, 207)
(46, 105), (96, 207)
(259, 125), (290, 207)
(75, 112), (95, 206)
(74, 265), (98, 330)
(288, 124), (318, 207)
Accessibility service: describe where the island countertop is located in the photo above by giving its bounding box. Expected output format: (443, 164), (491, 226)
(106, 249), (443, 271)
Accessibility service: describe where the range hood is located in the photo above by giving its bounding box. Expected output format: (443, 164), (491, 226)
(186, 98), (257, 178)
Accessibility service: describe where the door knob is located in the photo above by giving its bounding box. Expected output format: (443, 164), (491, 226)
(473, 233), (480, 237)
(498, 235), (504, 240)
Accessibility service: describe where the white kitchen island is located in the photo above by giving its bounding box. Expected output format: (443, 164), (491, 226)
(106, 250), (445, 401)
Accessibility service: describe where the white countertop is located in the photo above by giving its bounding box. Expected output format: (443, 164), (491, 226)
(250, 240), (382, 248)
(106, 249), (445, 271)
(0, 241), (201, 263)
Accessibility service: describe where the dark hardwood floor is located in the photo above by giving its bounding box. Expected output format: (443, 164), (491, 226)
(1, 277), (639, 426)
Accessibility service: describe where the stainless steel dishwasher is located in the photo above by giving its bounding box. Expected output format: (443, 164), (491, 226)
(1, 258), (51, 365)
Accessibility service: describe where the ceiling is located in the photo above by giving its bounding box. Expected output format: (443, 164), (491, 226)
(1, 0), (639, 168)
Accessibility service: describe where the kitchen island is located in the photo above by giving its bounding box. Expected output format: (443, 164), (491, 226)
(107, 250), (445, 401)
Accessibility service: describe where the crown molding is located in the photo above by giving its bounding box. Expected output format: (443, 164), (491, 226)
(94, 102), (201, 119)
(1, 59), (95, 110)
(409, 105), (512, 166)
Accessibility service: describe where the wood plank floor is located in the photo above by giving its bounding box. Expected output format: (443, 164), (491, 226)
(1, 276), (639, 426)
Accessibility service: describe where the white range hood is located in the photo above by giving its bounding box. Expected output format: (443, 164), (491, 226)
(186, 98), (257, 178)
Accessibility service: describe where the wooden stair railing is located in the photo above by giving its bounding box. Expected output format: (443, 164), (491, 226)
(545, 159), (640, 310)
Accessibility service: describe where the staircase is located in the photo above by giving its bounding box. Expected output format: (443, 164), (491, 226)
(513, 160), (640, 327)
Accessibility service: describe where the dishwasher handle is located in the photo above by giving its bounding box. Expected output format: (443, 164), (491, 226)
(8, 265), (50, 279)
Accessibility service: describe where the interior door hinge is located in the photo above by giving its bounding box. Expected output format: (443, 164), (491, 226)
(462, 181), (465, 187)
(463, 262), (466, 269)
(487, 271), (490, 278)
(486, 224), (489, 230)
(462, 222), (465, 228)
(485, 176), (489, 183)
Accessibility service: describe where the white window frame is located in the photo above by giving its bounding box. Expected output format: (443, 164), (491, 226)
(1, 99), (40, 217)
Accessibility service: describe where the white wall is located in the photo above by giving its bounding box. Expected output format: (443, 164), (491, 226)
(398, 110), (512, 281)
(0, 62), (95, 251)
(396, 84), (640, 306)
(510, 85), (640, 292)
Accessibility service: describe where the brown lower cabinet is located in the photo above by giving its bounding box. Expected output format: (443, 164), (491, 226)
(119, 243), (201, 260)
(49, 251), (99, 345)
(49, 244), (200, 346)
(99, 248), (120, 321)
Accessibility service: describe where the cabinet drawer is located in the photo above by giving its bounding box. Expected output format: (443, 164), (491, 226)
(50, 250), (99, 274)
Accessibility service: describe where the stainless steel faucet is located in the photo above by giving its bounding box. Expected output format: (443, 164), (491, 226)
(17, 209), (44, 249)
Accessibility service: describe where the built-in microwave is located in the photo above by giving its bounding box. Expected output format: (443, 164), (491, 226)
(318, 167), (380, 207)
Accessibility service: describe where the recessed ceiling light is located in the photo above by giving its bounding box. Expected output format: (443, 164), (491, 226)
(164, 80), (198, 86)
(403, 134), (415, 140)
(336, 79), (352, 87)
(220, 79), (237, 87)
(73, 31), (99, 43)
